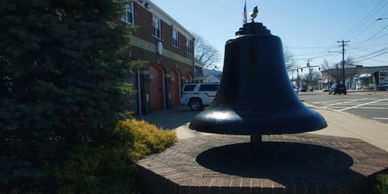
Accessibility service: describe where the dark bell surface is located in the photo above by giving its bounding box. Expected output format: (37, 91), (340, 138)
(235, 22), (271, 36)
(189, 22), (327, 134)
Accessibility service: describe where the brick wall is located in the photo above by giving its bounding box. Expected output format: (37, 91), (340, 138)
(128, 1), (195, 114)
(132, 2), (194, 61)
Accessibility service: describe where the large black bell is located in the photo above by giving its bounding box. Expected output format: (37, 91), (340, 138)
(189, 22), (327, 136)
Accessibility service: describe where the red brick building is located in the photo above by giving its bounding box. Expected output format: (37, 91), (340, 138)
(123, 0), (201, 115)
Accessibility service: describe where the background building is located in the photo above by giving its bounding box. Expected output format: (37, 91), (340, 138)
(321, 65), (388, 90)
(203, 68), (222, 83)
(123, 0), (200, 115)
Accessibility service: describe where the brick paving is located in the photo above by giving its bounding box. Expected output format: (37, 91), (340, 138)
(137, 134), (388, 194)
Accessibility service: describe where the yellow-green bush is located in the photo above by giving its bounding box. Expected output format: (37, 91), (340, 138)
(117, 119), (177, 160)
(54, 119), (177, 194)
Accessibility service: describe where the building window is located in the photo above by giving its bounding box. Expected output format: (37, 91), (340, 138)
(172, 29), (179, 48)
(123, 3), (134, 24)
(186, 39), (193, 54)
(152, 16), (161, 39)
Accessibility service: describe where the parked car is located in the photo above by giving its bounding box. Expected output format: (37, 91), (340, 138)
(301, 85), (307, 92)
(329, 84), (347, 95)
(181, 83), (219, 111)
(377, 83), (388, 91)
(292, 85), (299, 94)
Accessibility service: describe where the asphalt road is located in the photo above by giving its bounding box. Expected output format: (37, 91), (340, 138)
(299, 91), (388, 124)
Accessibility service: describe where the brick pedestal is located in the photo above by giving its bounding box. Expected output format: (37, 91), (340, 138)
(137, 134), (388, 194)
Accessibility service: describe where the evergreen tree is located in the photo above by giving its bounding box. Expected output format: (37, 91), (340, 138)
(0, 0), (135, 159)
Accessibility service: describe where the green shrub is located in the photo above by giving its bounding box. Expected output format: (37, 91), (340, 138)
(0, 156), (50, 194)
(54, 145), (135, 194)
(375, 174), (388, 194)
(53, 119), (177, 194)
(0, 0), (138, 192)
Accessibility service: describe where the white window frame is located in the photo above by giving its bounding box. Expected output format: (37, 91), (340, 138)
(186, 39), (193, 54)
(122, 3), (134, 24)
(152, 16), (161, 39)
(172, 28), (179, 48)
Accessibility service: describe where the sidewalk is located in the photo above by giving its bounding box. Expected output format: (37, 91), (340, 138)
(306, 103), (388, 151)
(137, 104), (388, 152)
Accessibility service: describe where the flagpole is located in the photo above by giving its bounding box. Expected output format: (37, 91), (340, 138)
(243, 0), (247, 24)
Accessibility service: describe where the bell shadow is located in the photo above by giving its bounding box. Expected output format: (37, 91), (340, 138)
(196, 142), (363, 180)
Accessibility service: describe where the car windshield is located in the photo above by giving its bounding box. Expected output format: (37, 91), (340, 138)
(183, 85), (196, 91)
(337, 85), (345, 88)
(199, 84), (218, 91)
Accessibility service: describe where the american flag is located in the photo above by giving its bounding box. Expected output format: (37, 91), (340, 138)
(243, 1), (247, 24)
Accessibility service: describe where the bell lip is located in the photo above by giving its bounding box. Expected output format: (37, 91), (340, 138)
(188, 123), (327, 135)
(188, 107), (327, 135)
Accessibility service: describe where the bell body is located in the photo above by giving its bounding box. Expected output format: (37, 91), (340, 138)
(189, 22), (327, 135)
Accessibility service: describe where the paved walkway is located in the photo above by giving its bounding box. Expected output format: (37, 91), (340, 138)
(136, 103), (388, 152)
(138, 134), (388, 194)
(305, 103), (388, 151)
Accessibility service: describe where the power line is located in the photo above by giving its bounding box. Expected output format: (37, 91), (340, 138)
(345, 0), (385, 37)
(361, 57), (388, 64)
(294, 51), (334, 57)
(354, 47), (388, 62)
(349, 35), (388, 50)
(352, 44), (388, 65)
(345, 0), (388, 40)
(379, 8), (388, 17)
(357, 24), (388, 46)
(288, 45), (337, 49)
(294, 53), (337, 61)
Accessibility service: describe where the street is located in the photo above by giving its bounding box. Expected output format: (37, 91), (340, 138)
(138, 90), (388, 152)
(299, 91), (388, 124)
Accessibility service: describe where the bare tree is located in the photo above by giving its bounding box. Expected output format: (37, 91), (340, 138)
(320, 59), (337, 81)
(284, 47), (296, 70)
(193, 33), (221, 70)
(311, 71), (322, 81)
(343, 57), (359, 80)
(320, 59), (331, 70)
(344, 57), (357, 67)
(320, 57), (359, 82)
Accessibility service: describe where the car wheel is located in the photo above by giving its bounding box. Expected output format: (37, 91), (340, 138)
(189, 98), (203, 111)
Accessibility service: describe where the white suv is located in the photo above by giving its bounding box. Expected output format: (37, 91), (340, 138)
(181, 83), (219, 111)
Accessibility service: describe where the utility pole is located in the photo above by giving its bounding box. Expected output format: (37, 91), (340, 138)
(192, 37), (196, 83)
(289, 63), (319, 92)
(336, 64), (339, 83)
(307, 59), (313, 91)
(337, 40), (350, 85)
(296, 67), (301, 89)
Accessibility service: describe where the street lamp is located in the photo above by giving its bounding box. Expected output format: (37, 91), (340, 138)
(376, 17), (388, 21)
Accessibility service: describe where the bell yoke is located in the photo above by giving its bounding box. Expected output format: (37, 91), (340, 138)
(189, 19), (327, 139)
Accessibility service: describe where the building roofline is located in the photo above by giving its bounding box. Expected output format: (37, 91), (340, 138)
(321, 65), (388, 72)
(135, 0), (194, 40)
(361, 65), (388, 69)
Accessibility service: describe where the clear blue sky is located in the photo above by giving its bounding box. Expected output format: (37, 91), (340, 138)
(151, 0), (388, 71)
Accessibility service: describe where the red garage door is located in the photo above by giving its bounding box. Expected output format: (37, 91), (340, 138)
(149, 65), (164, 111)
(170, 70), (180, 106)
(185, 72), (192, 83)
